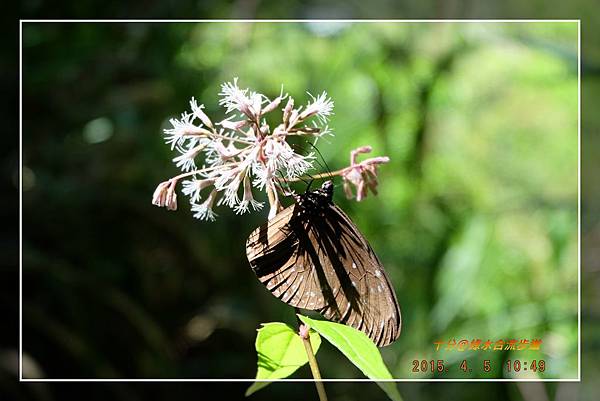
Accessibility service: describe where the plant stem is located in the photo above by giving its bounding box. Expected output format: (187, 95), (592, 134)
(266, 181), (284, 220)
(170, 162), (241, 181)
(296, 311), (328, 401)
(282, 168), (348, 183)
(301, 333), (328, 401)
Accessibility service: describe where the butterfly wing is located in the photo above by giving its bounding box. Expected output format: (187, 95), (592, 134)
(313, 204), (401, 347)
(246, 202), (401, 347)
(246, 204), (329, 310)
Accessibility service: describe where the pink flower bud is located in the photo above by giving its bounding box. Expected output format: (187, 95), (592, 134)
(219, 118), (248, 131)
(342, 146), (390, 201)
(298, 324), (310, 339)
(262, 95), (283, 114)
(152, 179), (178, 210)
(283, 97), (294, 125)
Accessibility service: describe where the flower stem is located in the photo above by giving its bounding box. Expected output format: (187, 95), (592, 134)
(296, 311), (328, 401)
(187, 131), (255, 144)
(280, 168), (347, 183)
(170, 162), (241, 181)
(266, 182), (281, 220)
(301, 333), (328, 401)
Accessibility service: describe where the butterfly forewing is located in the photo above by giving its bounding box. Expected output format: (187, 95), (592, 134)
(246, 204), (328, 310)
(246, 182), (401, 347)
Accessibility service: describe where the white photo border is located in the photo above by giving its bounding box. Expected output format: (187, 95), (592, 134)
(19, 18), (582, 383)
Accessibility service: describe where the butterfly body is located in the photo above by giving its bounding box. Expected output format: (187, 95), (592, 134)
(246, 181), (401, 346)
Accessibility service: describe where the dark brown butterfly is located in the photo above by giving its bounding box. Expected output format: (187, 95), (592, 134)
(246, 180), (401, 347)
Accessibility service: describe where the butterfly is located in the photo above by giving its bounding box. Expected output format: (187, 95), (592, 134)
(246, 180), (401, 347)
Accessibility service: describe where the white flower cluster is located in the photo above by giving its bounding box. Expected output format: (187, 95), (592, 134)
(152, 78), (334, 221)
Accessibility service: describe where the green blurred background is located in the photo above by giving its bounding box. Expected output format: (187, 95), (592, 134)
(13, 19), (590, 401)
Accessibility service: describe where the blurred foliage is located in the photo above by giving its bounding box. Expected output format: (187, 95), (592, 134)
(11, 18), (591, 401)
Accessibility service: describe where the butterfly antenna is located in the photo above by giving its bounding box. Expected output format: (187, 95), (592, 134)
(300, 166), (315, 192)
(290, 142), (330, 177)
(306, 141), (334, 182)
(289, 142), (329, 194)
(275, 168), (297, 196)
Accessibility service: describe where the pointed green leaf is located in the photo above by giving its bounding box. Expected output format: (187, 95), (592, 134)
(297, 315), (402, 401)
(246, 322), (321, 396)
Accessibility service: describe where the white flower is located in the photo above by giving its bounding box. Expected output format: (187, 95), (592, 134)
(182, 178), (214, 203)
(221, 184), (240, 208)
(250, 92), (264, 116)
(164, 110), (213, 154)
(173, 141), (200, 172)
(250, 138), (312, 190)
(204, 139), (243, 166)
(250, 162), (269, 190)
(234, 176), (264, 215)
(154, 80), (353, 222)
(213, 167), (243, 208)
(286, 151), (314, 178)
(207, 143), (260, 209)
(299, 91), (334, 124)
(163, 112), (195, 150)
(218, 78), (264, 118)
(189, 97), (214, 129)
(173, 137), (213, 172)
(173, 155), (196, 172)
(191, 189), (219, 221)
(262, 137), (314, 182)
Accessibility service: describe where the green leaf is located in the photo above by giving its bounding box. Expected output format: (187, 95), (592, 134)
(297, 315), (402, 401)
(246, 322), (321, 396)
